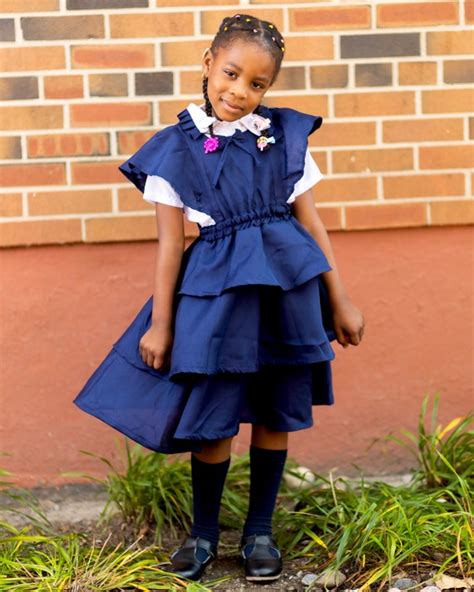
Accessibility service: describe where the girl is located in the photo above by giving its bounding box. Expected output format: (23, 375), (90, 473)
(74, 13), (364, 583)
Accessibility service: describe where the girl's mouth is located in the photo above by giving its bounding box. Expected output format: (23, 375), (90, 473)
(221, 98), (243, 113)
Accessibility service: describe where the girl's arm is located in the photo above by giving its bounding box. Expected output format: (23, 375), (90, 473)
(291, 189), (365, 348)
(151, 203), (185, 329)
(139, 203), (185, 370)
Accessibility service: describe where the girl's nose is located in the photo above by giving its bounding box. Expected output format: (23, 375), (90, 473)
(230, 85), (247, 99)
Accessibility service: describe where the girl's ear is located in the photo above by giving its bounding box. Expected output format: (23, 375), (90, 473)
(201, 47), (212, 77)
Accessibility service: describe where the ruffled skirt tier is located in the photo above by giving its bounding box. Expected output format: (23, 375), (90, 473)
(74, 218), (337, 454)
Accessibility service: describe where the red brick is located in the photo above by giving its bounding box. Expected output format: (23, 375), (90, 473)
(117, 130), (155, 155)
(118, 187), (152, 212)
(444, 59), (474, 84)
(263, 95), (329, 118)
(28, 189), (112, 216)
(71, 160), (124, 185)
(0, 0), (59, 12)
(21, 15), (104, 40)
(158, 100), (193, 125)
(377, 2), (458, 27)
(28, 133), (109, 158)
(0, 219), (82, 248)
(427, 30), (473, 55)
(158, 0), (234, 4)
(0, 46), (65, 72)
(383, 118), (464, 143)
(289, 6), (370, 31)
(0, 106), (63, 131)
(333, 148), (413, 174)
(310, 151), (328, 175)
(346, 202), (426, 230)
(71, 44), (154, 69)
(161, 40), (211, 66)
(71, 103), (152, 127)
(0, 163), (65, 187)
(310, 65), (348, 88)
(430, 200), (474, 225)
(44, 75), (83, 99)
(466, 0), (474, 24)
(0, 193), (22, 217)
(313, 121), (376, 147)
(422, 89), (474, 114)
(384, 173), (465, 199)
(335, 91), (415, 117)
(398, 61), (437, 85)
(314, 206), (342, 230)
(285, 36), (334, 61)
(0, 136), (21, 159)
(110, 12), (193, 38)
(419, 145), (474, 170)
(201, 10), (284, 34)
(311, 176), (377, 202)
(85, 215), (156, 243)
(251, 0), (325, 2)
(89, 73), (127, 97)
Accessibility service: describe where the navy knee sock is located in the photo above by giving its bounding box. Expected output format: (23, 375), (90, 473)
(190, 454), (230, 547)
(243, 445), (288, 538)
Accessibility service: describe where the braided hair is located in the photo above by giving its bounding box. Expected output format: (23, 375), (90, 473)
(202, 14), (285, 144)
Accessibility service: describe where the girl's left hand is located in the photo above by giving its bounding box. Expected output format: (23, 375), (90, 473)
(331, 296), (365, 348)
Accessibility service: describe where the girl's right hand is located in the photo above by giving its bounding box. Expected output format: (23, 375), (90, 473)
(139, 323), (174, 372)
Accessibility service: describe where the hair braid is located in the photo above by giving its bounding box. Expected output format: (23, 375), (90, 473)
(202, 75), (216, 139)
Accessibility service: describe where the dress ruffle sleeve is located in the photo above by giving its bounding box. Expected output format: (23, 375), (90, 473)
(271, 108), (323, 201)
(118, 126), (204, 212)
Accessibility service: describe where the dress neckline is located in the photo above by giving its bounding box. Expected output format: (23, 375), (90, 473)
(177, 103), (279, 142)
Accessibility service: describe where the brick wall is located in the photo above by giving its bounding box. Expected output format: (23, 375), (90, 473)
(0, 0), (473, 247)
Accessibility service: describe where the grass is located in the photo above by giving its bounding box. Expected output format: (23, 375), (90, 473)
(1, 393), (472, 591)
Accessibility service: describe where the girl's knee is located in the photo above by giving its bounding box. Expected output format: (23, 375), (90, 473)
(193, 435), (234, 463)
(251, 425), (288, 449)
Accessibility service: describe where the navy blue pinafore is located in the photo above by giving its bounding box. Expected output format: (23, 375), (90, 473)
(73, 105), (337, 454)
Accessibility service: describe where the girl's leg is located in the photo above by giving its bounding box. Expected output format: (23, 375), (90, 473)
(243, 425), (288, 537)
(189, 436), (234, 546)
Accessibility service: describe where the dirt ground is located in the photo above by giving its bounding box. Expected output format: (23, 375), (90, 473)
(0, 482), (442, 591)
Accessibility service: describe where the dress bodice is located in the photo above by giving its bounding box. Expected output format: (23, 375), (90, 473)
(118, 105), (332, 296)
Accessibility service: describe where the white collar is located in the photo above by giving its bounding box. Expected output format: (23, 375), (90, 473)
(186, 102), (271, 137)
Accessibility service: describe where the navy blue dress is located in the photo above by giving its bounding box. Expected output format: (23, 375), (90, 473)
(73, 105), (337, 454)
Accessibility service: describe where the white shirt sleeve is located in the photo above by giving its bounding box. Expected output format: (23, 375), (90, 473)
(143, 175), (184, 208)
(287, 148), (324, 204)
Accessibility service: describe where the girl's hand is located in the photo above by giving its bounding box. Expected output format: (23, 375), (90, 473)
(331, 296), (365, 349)
(139, 323), (174, 371)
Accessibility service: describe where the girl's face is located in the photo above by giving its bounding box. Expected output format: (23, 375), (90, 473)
(202, 39), (276, 122)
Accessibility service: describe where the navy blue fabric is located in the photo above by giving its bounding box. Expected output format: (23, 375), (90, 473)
(74, 105), (338, 454)
(243, 446), (288, 537)
(190, 455), (230, 545)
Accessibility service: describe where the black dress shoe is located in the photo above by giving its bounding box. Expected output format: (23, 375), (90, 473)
(170, 535), (217, 581)
(240, 534), (283, 582)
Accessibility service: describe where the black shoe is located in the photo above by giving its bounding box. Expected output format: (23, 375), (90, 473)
(170, 535), (217, 581)
(240, 534), (283, 582)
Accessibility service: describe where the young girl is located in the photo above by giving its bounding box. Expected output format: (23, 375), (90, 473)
(74, 13), (364, 583)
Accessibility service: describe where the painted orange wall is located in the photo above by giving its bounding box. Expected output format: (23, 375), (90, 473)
(1, 225), (472, 486)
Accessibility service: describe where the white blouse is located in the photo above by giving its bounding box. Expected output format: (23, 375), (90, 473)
(143, 102), (324, 228)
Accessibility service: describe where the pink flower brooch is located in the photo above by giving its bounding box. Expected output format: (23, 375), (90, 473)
(203, 136), (220, 153)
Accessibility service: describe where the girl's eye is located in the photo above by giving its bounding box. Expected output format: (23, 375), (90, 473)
(224, 70), (263, 89)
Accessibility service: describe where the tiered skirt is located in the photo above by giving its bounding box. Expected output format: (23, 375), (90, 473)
(74, 219), (337, 454)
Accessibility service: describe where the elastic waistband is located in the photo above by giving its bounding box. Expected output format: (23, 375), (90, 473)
(199, 204), (292, 241)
